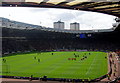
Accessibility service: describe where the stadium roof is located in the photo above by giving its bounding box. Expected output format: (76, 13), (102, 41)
(1, 0), (120, 18)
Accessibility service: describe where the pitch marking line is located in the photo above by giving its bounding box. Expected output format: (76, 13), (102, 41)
(85, 55), (97, 75)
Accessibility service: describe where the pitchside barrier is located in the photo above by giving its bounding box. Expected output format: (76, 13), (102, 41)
(2, 76), (120, 83)
(0, 72), (111, 82)
(0, 75), (98, 82)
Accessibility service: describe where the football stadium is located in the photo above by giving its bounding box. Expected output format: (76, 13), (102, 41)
(0, 0), (120, 83)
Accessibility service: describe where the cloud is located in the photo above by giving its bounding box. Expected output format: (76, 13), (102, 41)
(0, 7), (116, 30)
(55, 13), (75, 21)
(72, 11), (116, 29)
(29, 8), (49, 12)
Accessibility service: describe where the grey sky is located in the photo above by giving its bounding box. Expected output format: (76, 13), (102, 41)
(0, 7), (116, 30)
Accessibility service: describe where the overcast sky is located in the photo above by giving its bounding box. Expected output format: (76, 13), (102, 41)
(0, 7), (116, 30)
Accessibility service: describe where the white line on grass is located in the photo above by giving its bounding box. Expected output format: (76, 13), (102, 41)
(85, 55), (97, 75)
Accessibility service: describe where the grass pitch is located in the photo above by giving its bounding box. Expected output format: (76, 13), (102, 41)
(1, 51), (108, 79)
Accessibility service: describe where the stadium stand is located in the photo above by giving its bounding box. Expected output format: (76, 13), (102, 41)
(1, 17), (120, 55)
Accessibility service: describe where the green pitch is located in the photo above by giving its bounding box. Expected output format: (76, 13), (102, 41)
(1, 51), (108, 79)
